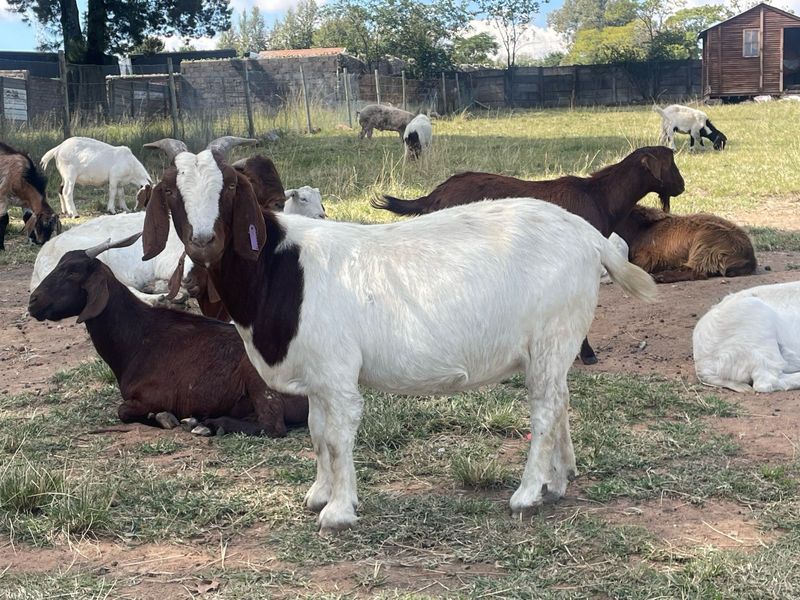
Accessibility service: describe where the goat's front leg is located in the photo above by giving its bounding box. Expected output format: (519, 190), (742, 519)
(107, 180), (119, 214)
(115, 184), (130, 212)
(316, 389), (363, 534)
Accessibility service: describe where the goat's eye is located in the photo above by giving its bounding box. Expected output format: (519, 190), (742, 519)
(228, 183), (236, 190)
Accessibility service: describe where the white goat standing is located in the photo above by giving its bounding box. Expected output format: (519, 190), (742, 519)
(40, 137), (151, 217)
(693, 281), (800, 392)
(403, 114), (433, 159)
(285, 186), (326, 219)
(654, 104), (727, 151)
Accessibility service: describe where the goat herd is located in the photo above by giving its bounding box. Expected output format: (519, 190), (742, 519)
(2, 102), (798, 533)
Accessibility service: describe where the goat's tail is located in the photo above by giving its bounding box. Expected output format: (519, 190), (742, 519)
(370, 194), (428, 215)
(652, 104), (666, 118)
(599, 237), (657, 303)
(40, 143), (61, 171)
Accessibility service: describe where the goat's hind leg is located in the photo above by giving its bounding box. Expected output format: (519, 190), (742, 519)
(305, 396), (334, 513)
(316, 388), (363, 534)
(511, 340), (575, 516)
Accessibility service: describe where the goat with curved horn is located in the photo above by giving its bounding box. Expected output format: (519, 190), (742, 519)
(143, 139), (189, 163)
(205, 136), (259, 155)
(85, 232), (143, 259)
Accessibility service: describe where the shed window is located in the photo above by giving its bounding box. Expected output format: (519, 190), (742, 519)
(743, 29), (760, 57)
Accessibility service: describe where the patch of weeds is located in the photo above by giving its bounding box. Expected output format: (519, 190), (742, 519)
(134, 438), (181, 456)
(748, 227), (800, 252)
(0, 572), (116, 599)
(51, 358), (115, 386)
(450, 450), (513, 490)
(0, 461), (116, 544)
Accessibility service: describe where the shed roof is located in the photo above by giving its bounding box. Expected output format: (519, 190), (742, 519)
(257, 48), (346, 59)
(699, 2), (800, 37)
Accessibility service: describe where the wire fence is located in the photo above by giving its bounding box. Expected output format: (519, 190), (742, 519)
(0, 53), (702, 142)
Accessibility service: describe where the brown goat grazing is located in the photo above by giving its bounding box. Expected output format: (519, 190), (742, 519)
(28, 235), (308, 436)
(613, 206), (757, 283)
(0, 142), (60, 250)
(372, 146), (685, 364)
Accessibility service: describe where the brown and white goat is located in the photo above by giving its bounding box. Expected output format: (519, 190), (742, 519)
(28, 234), (308, 436)
(0, 142), (60, 250)
(613, 206), (756, 283)
(140, 150), (657, 534)
(373, 146), (685, 364)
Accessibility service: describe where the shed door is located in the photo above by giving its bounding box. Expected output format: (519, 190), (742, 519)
(784, 28), (800, 92)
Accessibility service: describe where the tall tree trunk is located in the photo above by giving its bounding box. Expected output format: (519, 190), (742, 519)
(85, 0), (108, 64)
(60, 0), (85, 62)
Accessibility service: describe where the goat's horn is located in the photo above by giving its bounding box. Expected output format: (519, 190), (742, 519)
(205, 136), (258, 156)
(85, 232), (143, 259)
(143, 138), (189, 162)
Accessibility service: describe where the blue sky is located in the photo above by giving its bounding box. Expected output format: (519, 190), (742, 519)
(0, 0), (563, 54)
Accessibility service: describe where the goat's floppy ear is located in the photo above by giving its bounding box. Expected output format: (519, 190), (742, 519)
(166, 251), (187, 300)
(78, 268), (109, 323)
(142, 184), (170, 260)
(641, 153), (663, 182)
(233, 172), (266, 262)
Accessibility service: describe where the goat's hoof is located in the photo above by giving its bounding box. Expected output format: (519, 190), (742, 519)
(180, 417), (199, 432)
(580, 354), (598, 365)
(191, 424), (213, 437)
(317, 508), (357, 535)
(155, 411), (179, 429)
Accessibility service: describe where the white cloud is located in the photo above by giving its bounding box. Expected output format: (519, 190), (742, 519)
(469, 19), (568, 62)
(230, 0), (322, 15)
(0, 1), (23, 22)
(160, 35), (218, 52)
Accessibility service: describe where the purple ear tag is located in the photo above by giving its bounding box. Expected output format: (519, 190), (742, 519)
(248, 224), (259, 251)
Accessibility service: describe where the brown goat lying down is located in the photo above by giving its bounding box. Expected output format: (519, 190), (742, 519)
(614, 206), (757, 283)
(373, 146), (685, 364)
(28, 235), (308, 436)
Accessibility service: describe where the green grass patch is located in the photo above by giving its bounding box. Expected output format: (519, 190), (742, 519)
(748, 226), (800, 252)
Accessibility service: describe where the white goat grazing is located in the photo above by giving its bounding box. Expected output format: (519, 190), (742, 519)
(693, 281), (800, 393)
(654, 104), (727, 151)
(403, 114), (432, 158)
(285, 186), (326, 219)
(40, 137), (152, 217)
(142, 152), (658, 533)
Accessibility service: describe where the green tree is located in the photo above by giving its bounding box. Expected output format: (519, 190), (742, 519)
(218, 7), (269, 55)
(476, 0), (543, 68)
(316, 0), (470, 76)
(548, 0), (606, 42)
(8, 0), (231, 63)
(270, 0), (318, 50)
(131, 36), (166, 55)
(452, 32), (499, 64)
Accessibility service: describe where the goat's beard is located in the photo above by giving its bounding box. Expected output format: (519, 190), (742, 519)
(659, 194), (671, 213)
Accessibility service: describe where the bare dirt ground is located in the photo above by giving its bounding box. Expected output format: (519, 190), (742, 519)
(2, 251), (800, 596)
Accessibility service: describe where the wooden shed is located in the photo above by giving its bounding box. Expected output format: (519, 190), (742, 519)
(699, 3), (800, 99)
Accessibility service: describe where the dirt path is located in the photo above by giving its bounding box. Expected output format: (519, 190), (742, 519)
(1, 264), (94, 396)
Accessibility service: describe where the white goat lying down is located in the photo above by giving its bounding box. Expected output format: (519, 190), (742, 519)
(654, 104), (727, 151)
(29, 194), (327, 303)
(142, 151), (658, 534)
(285, 186), (326, 219)
(29, 213), (186, 304)
(40, 136), (152, 217)
(693, 281), (800, 392)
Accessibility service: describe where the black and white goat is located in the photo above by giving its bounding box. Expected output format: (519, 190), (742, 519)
(654, 104), (727, 151)
(141, 150), (657, 534)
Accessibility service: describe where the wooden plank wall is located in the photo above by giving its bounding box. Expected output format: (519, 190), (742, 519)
(702, 4), (800, 96)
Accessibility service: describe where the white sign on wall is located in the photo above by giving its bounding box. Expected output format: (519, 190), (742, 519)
(3, 87), (27, 122)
